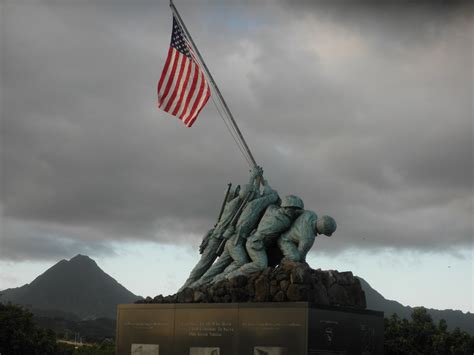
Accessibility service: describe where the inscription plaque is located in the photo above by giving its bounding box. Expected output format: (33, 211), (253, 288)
(174, 304), (238, 354)
(117, 304), (174, 354)
(308, 307), (383, 355)
(116, 303), (383, 355)
(239, 303), (307, 354)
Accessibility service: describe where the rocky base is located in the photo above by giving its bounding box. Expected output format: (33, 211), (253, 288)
(138, 261), (366, 309)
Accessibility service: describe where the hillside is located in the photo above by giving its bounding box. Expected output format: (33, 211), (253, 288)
(358, 277), (474, 335)
(0, 254), (141, 319)
(1, 255), (472, 336)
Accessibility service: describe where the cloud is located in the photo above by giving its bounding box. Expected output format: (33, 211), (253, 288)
(0, 217), (113, 261)
(0, 0), (472, 261)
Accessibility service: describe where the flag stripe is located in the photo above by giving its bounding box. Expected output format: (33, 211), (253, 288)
(186, 89), (210, 127)
(159, 49), (181, 108)
(176, 62), (196, 117)
(187, 84), (210, 127)
(182, 70), (204, 124)
(184, 73), (206, 126)
(191, 79), (211, 121)
(157, 17), (210, 127)
(181, 69), (203, 122)
(158, 48), (178, 103)
(187, 86), (209, 127)
(164, 56), (189, 112)
(171, 60), (193, 116)
(157, 47), (174, 99)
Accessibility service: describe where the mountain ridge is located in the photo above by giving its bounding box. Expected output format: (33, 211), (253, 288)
(1, 255), (472, 335)
(0, 254), (141, 319)
(358, 276), (474, 335)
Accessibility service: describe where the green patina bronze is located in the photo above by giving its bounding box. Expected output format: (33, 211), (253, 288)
(180, 166), (337, 291)
(179, 166), (262, 291)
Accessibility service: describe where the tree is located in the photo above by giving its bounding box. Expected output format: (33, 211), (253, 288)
(410, 307), (437, 354)
(0, 302), (57, 355)
(384, 313), (411, 354)
(384, 307), (474, 355)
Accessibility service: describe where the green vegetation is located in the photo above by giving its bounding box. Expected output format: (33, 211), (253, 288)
(35, 316), (116, 343)
(0, 302), (115, 355)
(0, 302), (57, 355)
(385, 307), (474, 354)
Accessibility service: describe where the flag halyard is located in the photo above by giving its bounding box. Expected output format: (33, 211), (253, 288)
(157, 17), (211, 127)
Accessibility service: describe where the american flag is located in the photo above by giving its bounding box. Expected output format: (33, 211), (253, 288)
(157, 17), (211, 127)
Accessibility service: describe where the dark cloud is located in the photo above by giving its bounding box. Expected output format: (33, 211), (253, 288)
(0, 0), (472, 261)
(0, 217), (114, 261)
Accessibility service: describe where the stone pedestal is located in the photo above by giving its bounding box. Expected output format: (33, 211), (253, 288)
(116, 302), (383, 355)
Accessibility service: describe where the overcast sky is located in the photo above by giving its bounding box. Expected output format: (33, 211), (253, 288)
(0, 0), (472, 312)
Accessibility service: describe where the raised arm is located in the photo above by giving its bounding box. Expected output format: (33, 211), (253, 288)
(248, 165), (264, 188)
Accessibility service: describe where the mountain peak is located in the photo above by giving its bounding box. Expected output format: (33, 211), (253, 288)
(69, 254), (95, 264)
(0, 254), (140, 319)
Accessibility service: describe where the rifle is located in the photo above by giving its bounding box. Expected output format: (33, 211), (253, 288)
(198, 183), (232, 254)
(216, 183), (232, 227)
(215, 191), (252, 256)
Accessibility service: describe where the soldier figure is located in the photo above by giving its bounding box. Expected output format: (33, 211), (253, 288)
(191, 177), (279, 287)
(278, 212), (337, 262)
(178, 167), (261, 292)
(226, 195), (304, 278)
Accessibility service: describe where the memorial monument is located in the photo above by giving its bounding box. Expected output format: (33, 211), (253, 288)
(117, 166), (384, 354)
(116, 1), (384, 354)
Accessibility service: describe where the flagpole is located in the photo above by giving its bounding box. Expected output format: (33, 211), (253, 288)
(169, 0), (258, 169)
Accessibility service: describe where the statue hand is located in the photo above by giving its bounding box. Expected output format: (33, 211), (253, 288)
(250, 165), (263, 179)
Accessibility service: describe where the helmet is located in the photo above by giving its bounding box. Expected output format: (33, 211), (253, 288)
(316, 215), (337, 236)
(281, 195), (304, 209)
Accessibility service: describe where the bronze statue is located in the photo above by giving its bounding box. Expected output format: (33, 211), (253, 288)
(191, 177), (279, 287)
(278, 212), (337, 262)
(225, 195), (304, 279)
(178, 167), (261, 291)
(178, 168), (337, 290)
